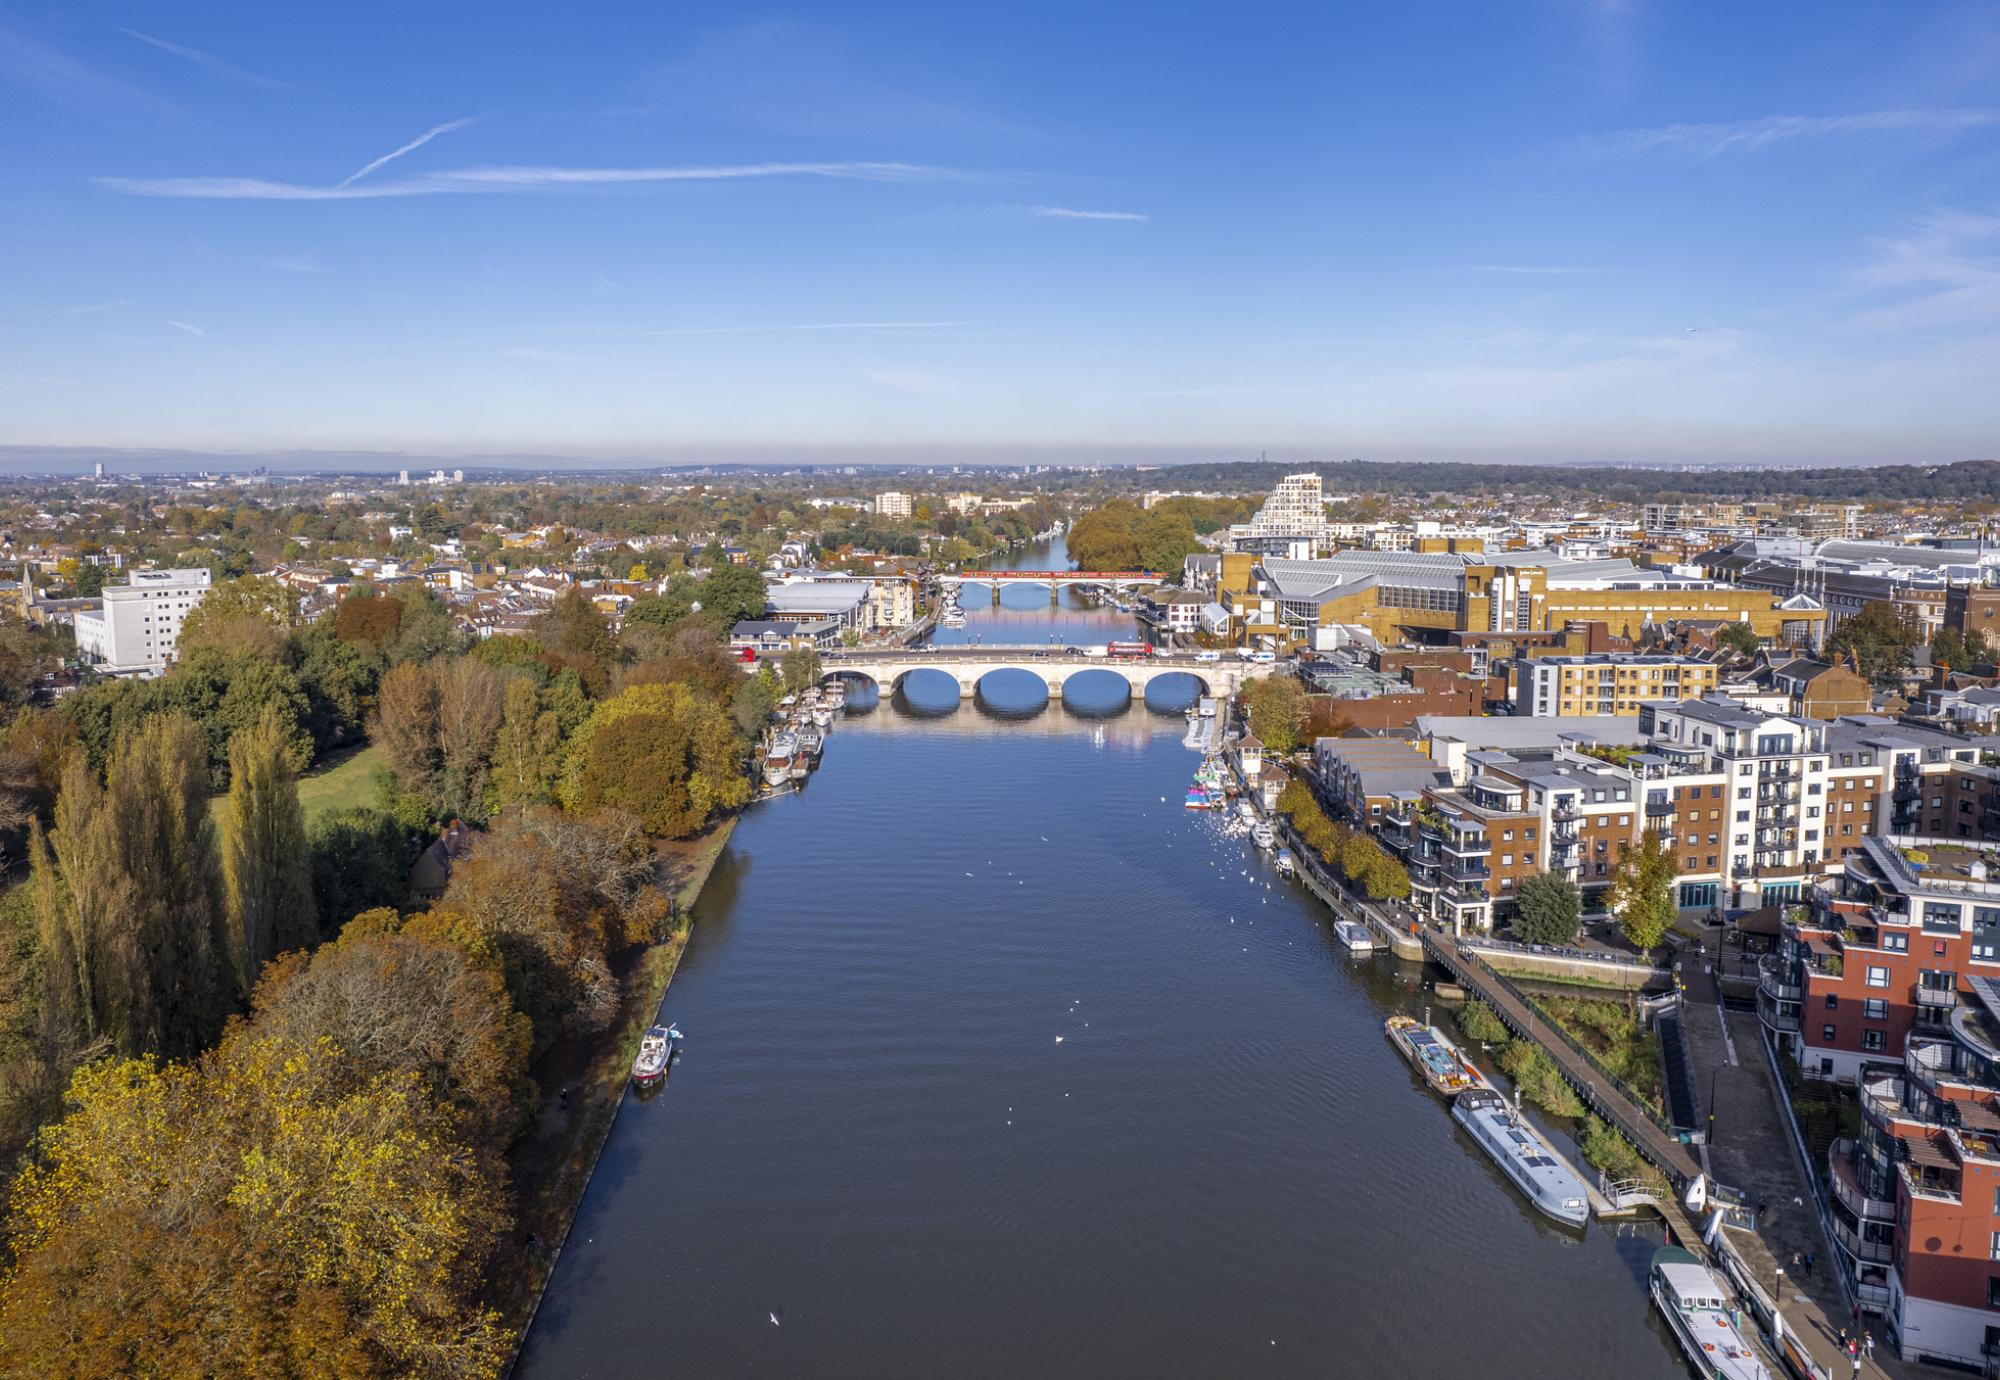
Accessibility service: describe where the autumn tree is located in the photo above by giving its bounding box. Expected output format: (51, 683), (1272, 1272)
(1065, 500), (1145, 570)
(1827, 600), (1926, 687)
(698, 562), (774, 627)
(490, 674), (564, 811)
(781, 644), (823, 695)
(221, 708), (319, 999)
(1243, 674), (1310, 755)
(1137, 507), (1200, 575)
(39, 713), (228, 1059)
(307, 807), (418, 941)
(176, 575), (300, 661)
(1607, 829), (1678, 953)
(0, 1035), (509, 1378)
(560, 681), (749, 836)
(371, 658), (504, 822)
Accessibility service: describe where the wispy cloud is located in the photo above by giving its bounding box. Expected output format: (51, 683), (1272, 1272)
(1469, 265), (1609, 276)
(117, 27), (291, 90)
(623, 320), (969, 338)
(0, 23), (162, 112)
(1847, 209), (2000, 332)
(498, 346), (601, 365)
(339, 117), (478, 189)
(264, 254), (329, 275)
(1027, 205), (1147, 222)
(98, 160), (956, 200)
(61, 299), (130, 315)
(1575, 108), (2000, 158)
(164, 319), (206, 338)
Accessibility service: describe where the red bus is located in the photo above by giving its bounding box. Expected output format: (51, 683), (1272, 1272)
(1106, 641), (1152, 660)
(734, 646), (759, 663)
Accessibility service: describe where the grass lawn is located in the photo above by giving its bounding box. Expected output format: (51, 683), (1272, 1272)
(294, 744), (382, 824)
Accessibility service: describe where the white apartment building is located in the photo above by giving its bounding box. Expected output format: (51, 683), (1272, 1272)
(1244, 472), (1324, 541)
(875, 491), (913, 519)
(71, 567), (213, 676)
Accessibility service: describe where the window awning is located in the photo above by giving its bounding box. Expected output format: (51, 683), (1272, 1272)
(1901, 1134), (1956, 1170)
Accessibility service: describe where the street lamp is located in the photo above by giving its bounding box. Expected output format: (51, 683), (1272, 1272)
(1772, 1266), (1787, 1348)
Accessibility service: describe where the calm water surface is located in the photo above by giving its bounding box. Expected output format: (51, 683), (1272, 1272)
(517, 543), (1689, 1380)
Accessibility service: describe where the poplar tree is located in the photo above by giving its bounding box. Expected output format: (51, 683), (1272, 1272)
(491, 675), (562, 811)
(1608, 829), (1679, 954)
(222, 708), (319, 999)
(45, 714), (228, 1058)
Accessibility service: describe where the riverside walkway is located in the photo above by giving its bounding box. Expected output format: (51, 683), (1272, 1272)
(1418, 930), (1703, 1185)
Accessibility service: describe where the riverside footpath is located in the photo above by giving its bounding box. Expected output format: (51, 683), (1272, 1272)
(1678, 951), (1916, 1380)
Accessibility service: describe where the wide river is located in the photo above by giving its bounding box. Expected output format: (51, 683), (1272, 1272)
(516, 541), (1692, 1379)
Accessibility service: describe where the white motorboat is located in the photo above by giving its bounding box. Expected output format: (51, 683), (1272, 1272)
(1251, 821), (1275, 850)
(630, 1024), (679, 1088)
(1334, 920), (1374, 953)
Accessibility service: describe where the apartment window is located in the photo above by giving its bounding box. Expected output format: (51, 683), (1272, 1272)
(1501, 830), (1514, 841)
(1976, 909), (2000, 963)
(1737, 787), (1752, 800)
(1825, 993), (1839, 1010)
(1925, 903), (1964, 934)
(1882, 934), (1907, 953)
(1822, 1024), (1837, 1042)
(1867, 966), (1890, 988)
(1865, 998), (1888, 1021)
(1862, 1030), (1886, 1053)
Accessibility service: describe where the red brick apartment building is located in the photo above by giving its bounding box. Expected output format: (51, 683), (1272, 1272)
(1760, 839), (2000, 1367)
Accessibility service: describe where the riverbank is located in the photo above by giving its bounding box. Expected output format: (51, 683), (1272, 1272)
(496, 815), (738, 1371)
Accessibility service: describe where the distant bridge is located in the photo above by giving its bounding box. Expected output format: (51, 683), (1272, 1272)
(938, 570), (1162, 593)
(821, 645), (1277, 700)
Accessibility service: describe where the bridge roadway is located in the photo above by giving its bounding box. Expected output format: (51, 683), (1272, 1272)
(822, 644), (1276, 700)
(936, 570), (1162, 592)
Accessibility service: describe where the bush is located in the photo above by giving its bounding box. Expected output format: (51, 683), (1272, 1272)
(1456, 999), (1509, 1045)
(1498, 1041), (1585, 1118)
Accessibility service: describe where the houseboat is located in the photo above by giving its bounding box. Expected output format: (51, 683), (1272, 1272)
(1385, 1015), (1491, 1096)
(1451, 1087), (1590, 1228)
(1647, 1246), (1772, 1380)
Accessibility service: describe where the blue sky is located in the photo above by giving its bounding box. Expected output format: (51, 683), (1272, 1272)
(3, 1), (1999, 466)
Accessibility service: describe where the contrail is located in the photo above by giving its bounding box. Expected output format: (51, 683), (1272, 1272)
(339, 116), (477, 189)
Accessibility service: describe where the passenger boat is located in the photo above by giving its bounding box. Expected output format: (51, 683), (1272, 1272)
(1184, 784), (1217, 810)
(1334, 919), (1374, 954)
(1274, 849), (1295, 876)
(630, 1024), (679, 1088)
(811, 704), (833, 728)
(1451, 1087), (1591, 1228)
(1251, 821), (1275, 850)
(797, 728), (824, 761)
(762, 751), (794, 787)
(1385, 1015), (1491, 1096)
(1648, 1246), (1773, 1379)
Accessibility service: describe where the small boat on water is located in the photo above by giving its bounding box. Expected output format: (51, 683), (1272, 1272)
(797, 728), (824, 760)
(1452, 1087), (1591, 1228)
(762, 752), (794, 787)
(1251, 820), (1275, 850)
(1184, 784), (1217, 810)
(779, 693), (797, 711)
(1385, 1015), (1491, 1096)
(1334, 919), (1374, 953)
(1274, 849), (1295, 877)
(630, 1024), (679, 1088)
(1648, 1246), (1773, 1379)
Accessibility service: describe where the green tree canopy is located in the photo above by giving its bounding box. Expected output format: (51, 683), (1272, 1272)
(1511, 871), (1582, 946)
(1607, 829), (1678, 952)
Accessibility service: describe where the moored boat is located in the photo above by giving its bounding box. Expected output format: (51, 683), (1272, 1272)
(1184, 784), (1216, 810)
(1334, 919), (1374, 953)
(1251, 820), (1275, 849)
(1451, 1087), (1590, 1228)
(630, 1024), (679, 1088)
(1274, 849), (1295, 876)
(762, 752), (793, 787)
(1385, 1015), (1491, 1096)
(797, 728), (824, 760)
(1647, 1246), (1772, 1379)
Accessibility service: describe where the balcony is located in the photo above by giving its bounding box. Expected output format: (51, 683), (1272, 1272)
(1756, 988), (1801, 1034)
(1445, 859), (1491, 884)
(1551, 802), (1581, 823)
(1914, 985), (1961, 1010)
(1442, 833), (1491, 858)
(1830, 1213), (1895, 1265)
(1828, 1140), (1896, 1223)
(1645, 796), (1673, 817)
(1758, 954), (1800, 1002)
(1899, 1160), (1961, 1203)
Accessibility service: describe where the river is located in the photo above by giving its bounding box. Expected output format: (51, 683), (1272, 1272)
(515, 540), (1692, 1380)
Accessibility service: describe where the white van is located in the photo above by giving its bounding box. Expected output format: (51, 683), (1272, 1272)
(1194, 649), (1222, 663)
(1250, 650), (1277, 664)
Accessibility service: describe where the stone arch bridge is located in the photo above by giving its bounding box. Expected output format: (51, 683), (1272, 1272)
(819, 646), (1277, 701)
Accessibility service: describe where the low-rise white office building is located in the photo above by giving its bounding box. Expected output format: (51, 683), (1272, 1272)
(71, 567), (213, 676)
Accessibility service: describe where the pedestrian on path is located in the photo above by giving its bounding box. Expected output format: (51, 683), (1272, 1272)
(1863, 1331), (1875, 1360)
